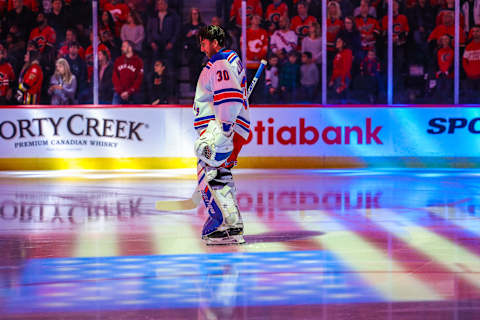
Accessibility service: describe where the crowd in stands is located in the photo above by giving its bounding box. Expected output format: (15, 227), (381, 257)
(0, 0), (479, 105)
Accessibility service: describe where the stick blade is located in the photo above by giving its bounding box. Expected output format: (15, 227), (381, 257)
(155, 199), (198, 211)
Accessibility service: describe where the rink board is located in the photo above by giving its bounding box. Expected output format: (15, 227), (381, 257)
(0, 104), (479, 170)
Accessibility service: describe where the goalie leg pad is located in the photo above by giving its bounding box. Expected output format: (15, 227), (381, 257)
(198, 165), (244, 238)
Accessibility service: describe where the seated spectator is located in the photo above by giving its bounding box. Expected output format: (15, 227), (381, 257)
(29, 12), (56, 53)
(120, 10), (144, 53)
(354, 0), (377, 18)
(182, 7), (206, 89)
(104, 0), (130, 37)
(16, 48), (43, 104)
(300, 51), (319, 102)
(301, 21), (322, 65)
(327, 1), (343, 53)
(265, 54), (281, 103)
(0, 43), (16, 105)
(265, 0), (288, 29)
(432, 34), (454, 103)
(112, 40), (144, 104)
(98, 48), (114, 104)
(48, 57), (77, 104)
(270, 15), (298, 55)
(329, 37), (352, 101)
(462, 25), (480, 103)
(291, 1), (317, 43)
(280, 51), (300, 102)
(148, 59), (170, 104)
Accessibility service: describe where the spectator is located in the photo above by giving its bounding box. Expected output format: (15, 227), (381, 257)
(65, 41), (87, 100)
(300, 51), (319, 101)
(98, 48), (114, 104)
(337, 16), (362, 69)
(327, 1), (343, 53)
(291, 1), (317, 43)
(265, 0), (288, 29)
(301, 21), (322, 65)
(182, 7), (206, 89)
(428, 11), (466, 47)
(216, 0), (233, 24)
(0, 43), (15, 105)
(245, 13), (268, 102)
(462, 25), (480, 103)
(355, 1), (380, 56)
(41, 0), (52, 13)
(148, 59), (170, 104)
(354, 0), (377, 18)
(357, 49), (382, 103)
(29, 12), (56, 53)
(462, 0), (480, 34)
(270, 15), (298, 55)
(265, 53), (280, 102)
(100, 24), (122, 60)
(100, 10), (116, 41)
(46, 0), (67, 44)
(16, 48), (43, 104)
(433, 34), (454, 103)
(85, 31), (111, 82)
(229, 0), (262, 28)
(58, 28), (85, 60)
(112, 40), (144, 104)
(305, 0), (322, 17)
(104, 0), (130, 37)
(48, 57), (76, 104)
(280, 50), (300, 102)
(329, 37), (352, 101)
(436, 0), (465, 29)
(6, 0), (34, 39)
(410, 0), (436, 66)
(120, 10), (145, 53)
(7, 0), (38, 12)
(5, 27), (25, 72)
(146, 0), (180, 99)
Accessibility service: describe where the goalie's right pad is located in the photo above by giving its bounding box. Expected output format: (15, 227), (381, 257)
(194, 120), (233, 167)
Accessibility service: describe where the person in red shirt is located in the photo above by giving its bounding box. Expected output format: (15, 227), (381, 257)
(327, 1), (343, 53)
(291, 1), (317, 42)
(329, 37), (353, 101)
(7, 0), (38, 12)
(428, 12), (466, 46)
(112, 40), (143, 104)
(432, 35), (454, 102)
(0, 43), (15, 104)
(29, 12), (56, 53)
(265, 0), (288, 28)
(16, 49), (43, 104)
(463, 25), (480, 103)
(355, 2), (380, 53)
(229, 0), (262, 28)
(243, 14), (268, 103)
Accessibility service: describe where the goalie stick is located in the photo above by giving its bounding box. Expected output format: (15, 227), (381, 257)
(155, 59), (267, 211)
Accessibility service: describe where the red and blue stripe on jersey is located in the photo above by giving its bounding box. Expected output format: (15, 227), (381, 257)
(194, 115), (216, 130)
(213, 88), (244, 106)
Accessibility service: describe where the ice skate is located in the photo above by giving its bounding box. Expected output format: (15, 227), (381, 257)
(202, 227), (245, 245)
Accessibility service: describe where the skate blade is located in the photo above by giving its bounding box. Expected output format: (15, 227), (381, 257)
(203, 235), (245, 245)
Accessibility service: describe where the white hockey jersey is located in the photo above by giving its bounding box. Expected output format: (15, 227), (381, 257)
(193, 48), (251, 140)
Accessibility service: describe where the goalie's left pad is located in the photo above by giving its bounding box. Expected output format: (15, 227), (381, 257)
(194, 120), (233, 167)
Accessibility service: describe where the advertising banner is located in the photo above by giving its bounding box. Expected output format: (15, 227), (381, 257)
(1, 105), (479, 169)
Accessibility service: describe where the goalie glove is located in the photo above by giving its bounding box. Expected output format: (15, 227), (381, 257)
(194, 120), (233, 167)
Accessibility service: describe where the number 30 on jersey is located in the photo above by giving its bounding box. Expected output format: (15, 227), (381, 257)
(216, 70), (230, 81)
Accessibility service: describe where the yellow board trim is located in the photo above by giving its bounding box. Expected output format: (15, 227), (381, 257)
(0, 156), (479, 171)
